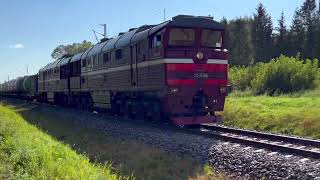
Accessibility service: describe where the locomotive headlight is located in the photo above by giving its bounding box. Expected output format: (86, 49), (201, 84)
(222, 85), (232, 94)
(196, 52), (204, 60)
(169, 87), (179, 94)
(220, 87), (227, 93)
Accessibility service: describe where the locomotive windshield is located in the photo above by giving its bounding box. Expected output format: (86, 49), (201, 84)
(169, 28), (195, 46)
(201, 29), (222, 48)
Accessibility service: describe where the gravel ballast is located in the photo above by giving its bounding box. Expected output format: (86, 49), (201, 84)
(2, 98), (320, 179)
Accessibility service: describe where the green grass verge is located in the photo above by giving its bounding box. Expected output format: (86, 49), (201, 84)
(0, 104), (118, 179)
(223, 90), (320, 139)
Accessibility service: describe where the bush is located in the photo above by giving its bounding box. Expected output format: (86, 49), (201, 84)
(229, 55), (319, 95)
(228, 66), (254, 91)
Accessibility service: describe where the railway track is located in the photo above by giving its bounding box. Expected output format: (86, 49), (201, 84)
(195, 125), (320, 159)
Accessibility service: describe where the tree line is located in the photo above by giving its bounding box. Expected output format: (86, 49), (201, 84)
(223, 0), (320, 66)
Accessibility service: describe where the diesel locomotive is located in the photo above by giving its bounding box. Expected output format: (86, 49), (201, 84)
(0, 15), (229, 125)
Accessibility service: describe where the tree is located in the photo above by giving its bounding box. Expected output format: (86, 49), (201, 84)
(228, 17), (254, 65)
(251, 3), (274, 63)
(289, 8), (305, 57)
(316, 2), (320, 59)
(275, 11), (288, 56)
(51, 40), (93, 59)
(220, 17), (230, 50)
(301, 0), (317, 58)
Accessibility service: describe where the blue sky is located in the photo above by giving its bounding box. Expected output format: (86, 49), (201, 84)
(0, 0), (310, 82)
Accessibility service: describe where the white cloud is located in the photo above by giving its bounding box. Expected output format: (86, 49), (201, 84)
(9, 43), (24, 49)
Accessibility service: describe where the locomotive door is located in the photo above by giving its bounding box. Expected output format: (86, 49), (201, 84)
(130, 45), (138, 86)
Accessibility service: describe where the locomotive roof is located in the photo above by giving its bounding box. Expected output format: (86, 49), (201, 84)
(80, 47), (93, 61)
(60, 57), (72, 66)
(167, 15), (225, 30)
(50, 59), (62, 69)
(87, 41), (108, 58)
(42, 62), (53, 71)
(129, 23), (165, 45)
(115, 28), (138, 48)
(101, 36), (122, 52)
(70, 52), (84, 63)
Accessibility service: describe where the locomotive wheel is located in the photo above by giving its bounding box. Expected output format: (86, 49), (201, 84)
(62, 95), (68, 107)
(136, 98), (147, 120)
(124, 99), (135, 119)
(79, 96), (90, 111)
(146, 99), (165, 123)
(78, 97), (84, 110)
(84, 97), (94, 111)
(76, 96), (82, 109)
(118, 98), (127, 116)
(111, 98), (121, 115)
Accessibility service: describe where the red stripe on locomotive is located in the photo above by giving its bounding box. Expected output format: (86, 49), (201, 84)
(167, 79), (197, 85)
(166, 63), (228, 72)
(166, 63), (228, 86)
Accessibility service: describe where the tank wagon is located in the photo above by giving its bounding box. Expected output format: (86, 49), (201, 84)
(0, 75), (38, 99)
(0, 15), (230, 125)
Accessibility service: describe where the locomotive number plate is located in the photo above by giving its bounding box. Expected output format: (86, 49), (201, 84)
(194, 73), (208, 78)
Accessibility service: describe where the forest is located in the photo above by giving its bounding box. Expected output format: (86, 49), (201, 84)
(223, 0), (320, 65)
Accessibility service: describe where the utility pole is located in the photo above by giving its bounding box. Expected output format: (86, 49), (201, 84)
(100, 24), (107, 38)
(163, 9), (166, 22)
(92, 24), (107, 43)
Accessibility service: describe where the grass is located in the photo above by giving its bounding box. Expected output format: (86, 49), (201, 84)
(0, 104), (118, 179)
(223, 88), (320, 139)
(0, 99), (228, 180)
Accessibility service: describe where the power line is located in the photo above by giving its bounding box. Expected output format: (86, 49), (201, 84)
(92, 29), (99, 43)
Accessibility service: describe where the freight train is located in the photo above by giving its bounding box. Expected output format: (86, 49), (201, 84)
(0, 15), (230, 125)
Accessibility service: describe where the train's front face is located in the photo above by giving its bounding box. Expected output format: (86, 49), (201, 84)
(162, 17), (229, 125)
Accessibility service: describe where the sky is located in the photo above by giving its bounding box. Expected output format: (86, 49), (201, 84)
(0, 0), (312, 82)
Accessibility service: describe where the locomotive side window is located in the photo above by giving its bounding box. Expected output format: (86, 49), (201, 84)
(201, 30), (222, 48)
(152, 33), (162, 48)
(169, 28), (195, 46)
(115, 49), (122, 60)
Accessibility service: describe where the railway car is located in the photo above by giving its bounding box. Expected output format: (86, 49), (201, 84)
(1, 15), (229, 126)
(0, 75), (38, 100)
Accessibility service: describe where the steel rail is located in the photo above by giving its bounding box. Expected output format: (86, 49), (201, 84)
(202, 125), (320, 147)
(197, 125), (320, 159)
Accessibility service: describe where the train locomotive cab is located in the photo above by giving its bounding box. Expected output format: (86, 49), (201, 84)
(160, 15), (229, 125)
